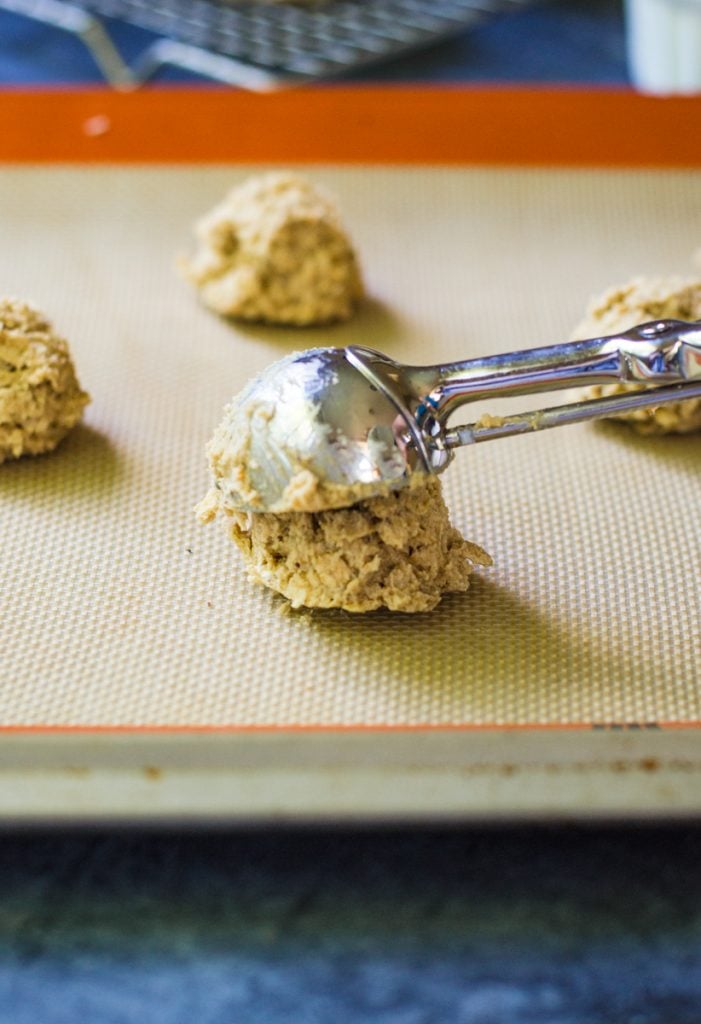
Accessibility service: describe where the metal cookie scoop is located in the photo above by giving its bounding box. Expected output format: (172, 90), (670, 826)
(226, 318), (701, 513)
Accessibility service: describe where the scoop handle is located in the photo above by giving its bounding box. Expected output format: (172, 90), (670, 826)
(416, 318), (701, 429)
(444, 379), (701, 451)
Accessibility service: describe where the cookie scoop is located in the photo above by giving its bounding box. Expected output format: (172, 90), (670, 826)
(200, 318), (701, 516)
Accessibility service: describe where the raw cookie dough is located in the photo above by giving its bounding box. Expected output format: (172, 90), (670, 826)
(0, 298), (90, 462)
(181, 172), (364, 326)
(199, 475), (491, 613)
(571, 276), (701, 434)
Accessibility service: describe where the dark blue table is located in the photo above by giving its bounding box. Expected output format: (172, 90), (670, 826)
(2, 826), (701, 1023)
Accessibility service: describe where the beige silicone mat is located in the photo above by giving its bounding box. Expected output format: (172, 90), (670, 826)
(0, 165), (699, 728)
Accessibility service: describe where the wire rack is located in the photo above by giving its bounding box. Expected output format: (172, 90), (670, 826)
(1, 0), (537, 88)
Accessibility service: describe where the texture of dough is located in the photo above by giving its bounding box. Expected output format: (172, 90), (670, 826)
(181, 172), (364, 326)
(199, 476), (491, 614)
(571, 276), (701, 434)
(0, 299), (90, 463)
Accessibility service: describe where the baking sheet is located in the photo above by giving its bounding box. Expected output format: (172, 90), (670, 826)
(0, 164), (699, 818)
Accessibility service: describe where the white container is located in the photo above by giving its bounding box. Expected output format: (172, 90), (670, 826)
(626, 0), (701, 93)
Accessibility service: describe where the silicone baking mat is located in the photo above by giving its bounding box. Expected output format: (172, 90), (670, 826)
(0, 89), (699, 820)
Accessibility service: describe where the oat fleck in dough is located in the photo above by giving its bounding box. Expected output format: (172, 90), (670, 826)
(181, 172), (364, 326)
(0, 299), (90, 463)
(199, 476), (491, 613)
(571, 277), (701, 434)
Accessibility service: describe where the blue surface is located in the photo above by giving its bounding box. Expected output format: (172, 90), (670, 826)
(1, 826), (701, 1023)
(0, 0), (628, 85)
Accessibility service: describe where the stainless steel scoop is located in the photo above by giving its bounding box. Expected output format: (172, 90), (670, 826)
(225, 318), (701, 512)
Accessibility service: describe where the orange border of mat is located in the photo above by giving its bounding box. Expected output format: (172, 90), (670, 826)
(0, 85), (700, 165)
(3, 84), (700, 732)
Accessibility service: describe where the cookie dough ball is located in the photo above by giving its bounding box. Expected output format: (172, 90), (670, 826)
(0, 299), (90, 463)
(199, 476), (491, 614)
(181, 172), (364, 326)
(571, 277), (701, 434)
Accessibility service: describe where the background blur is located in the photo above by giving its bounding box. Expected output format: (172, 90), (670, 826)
(0, 0), (627, 86)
